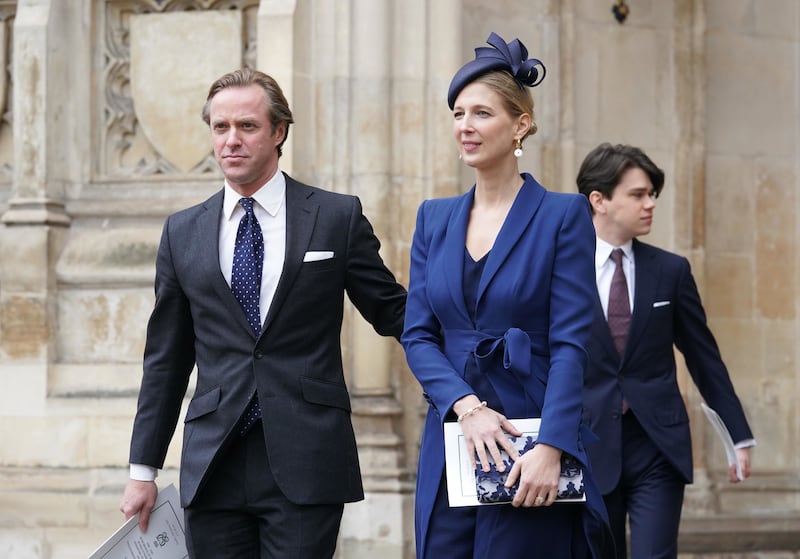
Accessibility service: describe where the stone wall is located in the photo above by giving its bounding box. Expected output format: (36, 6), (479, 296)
(0, 1), (798, 558)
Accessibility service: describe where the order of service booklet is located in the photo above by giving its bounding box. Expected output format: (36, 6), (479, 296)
(700, 402), (743, 481)
(444, 417), (586, 507)
(88, 483), (187, 559)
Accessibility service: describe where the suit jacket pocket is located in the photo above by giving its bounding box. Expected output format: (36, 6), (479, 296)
(300, 376), (351, 412)
(655, 405), (689, 426)
(302, 257), (337, 273)
(184, 386), (221, 422)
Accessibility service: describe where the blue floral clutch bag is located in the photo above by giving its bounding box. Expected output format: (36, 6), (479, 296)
(474, 435), (585, 504)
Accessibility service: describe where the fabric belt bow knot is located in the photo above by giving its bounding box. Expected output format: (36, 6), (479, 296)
(474, 327), (534, 381)
(470, 327), (597, 450)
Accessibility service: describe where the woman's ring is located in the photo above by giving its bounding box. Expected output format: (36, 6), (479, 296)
(535, 496), (545, 506)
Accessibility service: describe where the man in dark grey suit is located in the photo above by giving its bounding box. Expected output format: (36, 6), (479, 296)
(577, 143), (754, 559)
(119, 68), (407, 558)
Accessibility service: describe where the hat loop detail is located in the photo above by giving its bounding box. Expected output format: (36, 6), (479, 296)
(447, 32), (546, 109)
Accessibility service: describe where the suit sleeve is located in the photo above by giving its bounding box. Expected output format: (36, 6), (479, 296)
(673, 258), (753, 443)
(343, 196), (407, 340)
(129, 216), (196, 468)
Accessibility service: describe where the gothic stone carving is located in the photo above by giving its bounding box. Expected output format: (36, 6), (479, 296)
(97, 0), (258, 180)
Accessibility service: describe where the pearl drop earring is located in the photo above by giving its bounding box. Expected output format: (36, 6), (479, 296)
(514, 139), (523, 158)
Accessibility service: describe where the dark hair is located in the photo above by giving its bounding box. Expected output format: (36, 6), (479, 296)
(576, 143), (665, 206)
(201, 68), (294, 157)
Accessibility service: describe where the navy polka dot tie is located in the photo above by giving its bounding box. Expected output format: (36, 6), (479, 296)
(232, 197), (263, 435)
(232, 197), (263, 336)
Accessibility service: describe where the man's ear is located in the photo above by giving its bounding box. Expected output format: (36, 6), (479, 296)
(588, 190), (606, 214)
(274, 122), (288, 144)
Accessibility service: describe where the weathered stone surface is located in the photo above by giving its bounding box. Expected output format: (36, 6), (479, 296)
(129, 10), (242, 173)
(0, 2), (798, 558)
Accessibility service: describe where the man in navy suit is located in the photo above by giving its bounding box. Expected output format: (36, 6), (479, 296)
(119, 68), (406, 558)
(576, 143), (755, 559)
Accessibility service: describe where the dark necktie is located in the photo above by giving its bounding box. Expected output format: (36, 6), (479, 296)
(607, 248), (630, 357)
(232, 197), (263, 435)
(232, 197), (263, 335)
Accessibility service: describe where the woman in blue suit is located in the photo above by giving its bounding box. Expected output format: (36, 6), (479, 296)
(402, 33), (613, 558)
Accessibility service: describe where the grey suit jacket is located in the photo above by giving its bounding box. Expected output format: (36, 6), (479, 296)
(129, 173), (407, 507)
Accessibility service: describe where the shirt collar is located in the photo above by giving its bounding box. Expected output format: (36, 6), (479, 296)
(595, 236), (634, 269)
(223, 170), (286, 220)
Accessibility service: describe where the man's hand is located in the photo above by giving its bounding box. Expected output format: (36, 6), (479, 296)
(730, 447), (752, 483)
(120, 479), (158, 532)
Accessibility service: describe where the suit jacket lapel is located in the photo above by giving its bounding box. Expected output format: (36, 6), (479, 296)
(593, 288), (619, 363)
(261, 175), (316, 336)
(626, 239), (658, 354)
(200, 190), (258, 338)
(441, 189), (473, 323)
(478, 175), (545, 302)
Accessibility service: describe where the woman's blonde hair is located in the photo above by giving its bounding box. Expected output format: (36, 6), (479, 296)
(475, 71), (537, 140)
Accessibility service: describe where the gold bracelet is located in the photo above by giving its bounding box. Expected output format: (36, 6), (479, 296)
(457, 401), (487, 423)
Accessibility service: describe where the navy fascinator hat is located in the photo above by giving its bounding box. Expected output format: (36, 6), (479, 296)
(447, 32), (546, 110)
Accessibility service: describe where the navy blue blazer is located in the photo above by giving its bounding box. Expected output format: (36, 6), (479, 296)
(582, 239), (753, 493)
(129, 174), (406, 507)
(402, 174), (608, 557)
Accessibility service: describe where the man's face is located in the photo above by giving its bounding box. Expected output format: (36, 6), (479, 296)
(595, 167), (656, 244)
(208, 84), (285, 196)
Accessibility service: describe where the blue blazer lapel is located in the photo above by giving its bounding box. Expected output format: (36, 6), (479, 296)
(440, 189), (473, 322)
(478, 175), (545, 302)
(202, 190), (258, 338)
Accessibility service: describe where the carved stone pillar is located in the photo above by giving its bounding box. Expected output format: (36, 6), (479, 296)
(0, 0), (71, 418)
(347, 0), (394, 397)
(258, 0), (296, 173)
(339, 1), (413, 557)
(673, 0), (716, 516)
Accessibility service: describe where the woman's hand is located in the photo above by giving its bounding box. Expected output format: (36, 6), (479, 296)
(453, 395), (522, 473)
(504, 442), (562, 508)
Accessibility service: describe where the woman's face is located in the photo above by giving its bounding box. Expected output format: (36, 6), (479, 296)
(452, 82), (524, 170)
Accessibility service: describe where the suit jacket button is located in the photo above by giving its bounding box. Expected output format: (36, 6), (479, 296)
(611, 412), (620, 420)
(254, 351), (263, 359)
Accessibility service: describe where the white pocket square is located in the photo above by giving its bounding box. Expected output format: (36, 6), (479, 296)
(653, 300), (671, 308)
(303, 250), (334, 262)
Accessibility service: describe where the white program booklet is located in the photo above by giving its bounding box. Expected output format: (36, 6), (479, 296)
(701, 402), (743, 481)
(444, 417), (585, 507)
(89, 483), (187, 559)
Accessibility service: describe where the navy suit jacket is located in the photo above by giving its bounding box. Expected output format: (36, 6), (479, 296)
(129, 173), (406, 507)
(582, 238), (753, 493)
(402, 174), (609, 557)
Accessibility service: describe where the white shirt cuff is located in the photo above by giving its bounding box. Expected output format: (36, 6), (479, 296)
(734, 438), (757, 449)
(129, 464), (158, 481)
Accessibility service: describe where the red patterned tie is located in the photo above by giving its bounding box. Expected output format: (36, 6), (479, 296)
(607, 249), (630, 357)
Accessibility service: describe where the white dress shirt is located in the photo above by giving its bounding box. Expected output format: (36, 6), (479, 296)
(219, 172), (287, 324)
